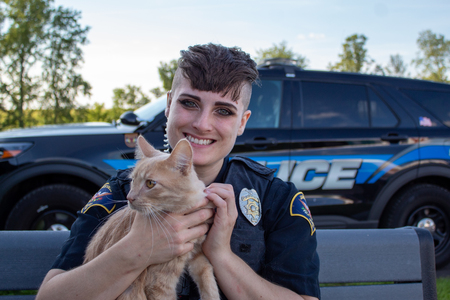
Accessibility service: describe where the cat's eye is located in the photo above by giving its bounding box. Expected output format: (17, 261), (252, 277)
(146, 180), (156, 189)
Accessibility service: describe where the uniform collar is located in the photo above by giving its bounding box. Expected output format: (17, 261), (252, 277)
(213, 157), (229, 184)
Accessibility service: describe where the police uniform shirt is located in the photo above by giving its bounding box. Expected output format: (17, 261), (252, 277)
(52, 156), (320, 299)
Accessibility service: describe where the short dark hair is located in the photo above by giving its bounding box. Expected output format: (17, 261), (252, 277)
(172, 43), (259, 106)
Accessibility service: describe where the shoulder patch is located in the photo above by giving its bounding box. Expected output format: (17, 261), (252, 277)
(290, 192), (316, 235)
(81, 183), (117, 214)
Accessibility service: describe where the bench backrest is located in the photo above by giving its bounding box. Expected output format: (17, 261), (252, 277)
(317, 227), (437, 300)
(0, 228), (437, 300)
(0, 231), (69, 300)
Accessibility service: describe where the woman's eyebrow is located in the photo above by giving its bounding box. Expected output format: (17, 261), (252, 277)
(179, 93), (201, 101)
(215, 101), (237, 111)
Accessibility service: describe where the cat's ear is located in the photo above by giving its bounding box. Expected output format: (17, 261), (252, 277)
(167, 139), (193, 175)
(135, 135), (160, 159)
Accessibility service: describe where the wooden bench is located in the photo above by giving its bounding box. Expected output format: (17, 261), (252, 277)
(0, 228), (437, 300)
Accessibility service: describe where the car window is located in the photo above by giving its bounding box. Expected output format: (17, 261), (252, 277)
(134, 94), (167, 121)
(246, 80), (283, 129)
(368, 88), (398, 127)
(401, 89), (450, 127)
(297, 81), (369, 128)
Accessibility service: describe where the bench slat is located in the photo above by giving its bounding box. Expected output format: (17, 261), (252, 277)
(0, 296), (36, 300)
(316, 228), (423, 283)
(321, 283), (424, 300)
(0, 231), (69, 290)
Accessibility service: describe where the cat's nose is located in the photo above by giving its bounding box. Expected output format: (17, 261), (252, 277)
(127, 192), (135, 203)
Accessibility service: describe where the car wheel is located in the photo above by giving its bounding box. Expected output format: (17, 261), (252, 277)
(5, 184), (92, 231)
(382, 183), (450, 268)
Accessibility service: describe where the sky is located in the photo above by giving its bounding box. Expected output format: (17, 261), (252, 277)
(52, 0), (450, 108)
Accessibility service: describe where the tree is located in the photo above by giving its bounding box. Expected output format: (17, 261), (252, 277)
(0, 0), (51, 128)
(413, 30), (450, 83)
(255, 41), (308, 68)
(328, 34), (373, 73)
(150, 87), (164, 98)
(149, 59), (178, 98)
(158, 59), (178, 91)
(40, 5), (91, 124)
(385, 54), (408, 77)
(111, 84), (150, 119)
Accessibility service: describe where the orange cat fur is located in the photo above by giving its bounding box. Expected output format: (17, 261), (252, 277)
(84, 136), (219, 300)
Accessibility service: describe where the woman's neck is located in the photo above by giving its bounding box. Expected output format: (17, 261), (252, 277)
(194, 160), (224, 187)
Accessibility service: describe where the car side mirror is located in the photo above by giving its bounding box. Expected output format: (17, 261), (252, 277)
(120, 111), (141, 126)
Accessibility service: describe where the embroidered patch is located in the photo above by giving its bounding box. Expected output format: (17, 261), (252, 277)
(290, 192), (315, 235)
(125, 133), (138, 148)
(81, 183), (116, 214)
(239, 188), (262, 226)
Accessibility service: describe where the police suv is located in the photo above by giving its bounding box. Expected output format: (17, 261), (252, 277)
(1, 59), (450, 267)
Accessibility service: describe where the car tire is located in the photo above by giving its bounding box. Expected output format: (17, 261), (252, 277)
(382, 183), (450, 268)
(5, 184), (92, 231)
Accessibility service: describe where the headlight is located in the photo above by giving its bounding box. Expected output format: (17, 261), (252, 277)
(0, 142), (33, 159)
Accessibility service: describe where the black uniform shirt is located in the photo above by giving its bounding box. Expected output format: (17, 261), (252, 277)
(52, 156), (320, 299)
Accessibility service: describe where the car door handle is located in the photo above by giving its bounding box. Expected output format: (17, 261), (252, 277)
(245, 138), (277, 150)
(381, 133), (408, 143)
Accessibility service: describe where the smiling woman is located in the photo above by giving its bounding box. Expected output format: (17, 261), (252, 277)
(166, 79), (251, 181)
(35, 43), (320, 300)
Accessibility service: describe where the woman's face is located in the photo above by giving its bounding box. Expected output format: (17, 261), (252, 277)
(165, 76), (251, 171)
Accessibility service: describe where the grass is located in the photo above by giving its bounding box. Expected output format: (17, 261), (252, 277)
(437, 277), (450, 300)
(320, 277), (450, 300)
(0, 290), (37, 295)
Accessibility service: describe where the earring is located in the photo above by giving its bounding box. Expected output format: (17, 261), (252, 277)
(163, 123), (170, 153)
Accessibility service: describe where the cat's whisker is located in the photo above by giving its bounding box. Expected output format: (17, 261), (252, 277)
(143, 207), (155, 263)
(151, 210), (177, 254)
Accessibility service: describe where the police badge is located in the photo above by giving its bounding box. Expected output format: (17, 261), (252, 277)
(239, 188), (261, 226)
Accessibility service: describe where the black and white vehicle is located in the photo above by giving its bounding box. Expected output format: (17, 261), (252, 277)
(1, 60), (450, 266)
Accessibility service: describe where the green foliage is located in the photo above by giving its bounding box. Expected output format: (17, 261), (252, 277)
(328, 34), (373, 73)
(150, 87), (164, 98)
(158, 59), (178, 91)
(112, 85), (150, 111)
(110, 84), (150, 121)
(373, 54), (409, 77)
(413, 30), (450, 83)
(385, 54), (409, 77)
(0, 0), (90, 129)
(0, 0), (52, 128)
(255, 41), (308, 68)
(0, 290), (37, 296)
(0, 103), (126, 131)
(437, 277), (450, 300)
(40, 5), (91, 124)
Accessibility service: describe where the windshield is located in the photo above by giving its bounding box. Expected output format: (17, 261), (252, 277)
(134, 94), (167, 122)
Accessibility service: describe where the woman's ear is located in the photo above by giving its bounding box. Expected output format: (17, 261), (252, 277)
(237, 110), (251, 136)
(165, 91), (172, 118)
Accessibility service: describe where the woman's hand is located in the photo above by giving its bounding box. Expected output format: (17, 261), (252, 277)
(125, 196), (215, 267)
(202, 183), (238, 260)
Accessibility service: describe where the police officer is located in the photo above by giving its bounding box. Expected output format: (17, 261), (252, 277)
(37, 43), (320, 300)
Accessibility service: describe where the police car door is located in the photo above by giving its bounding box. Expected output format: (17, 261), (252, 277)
(287, 79), (419, 229)
(233, 79), (292, 166)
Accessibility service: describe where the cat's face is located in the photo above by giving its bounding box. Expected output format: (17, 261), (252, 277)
(127, 136), (206, 214)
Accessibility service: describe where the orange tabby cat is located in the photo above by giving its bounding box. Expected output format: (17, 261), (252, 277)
(84, 136), (219, 300)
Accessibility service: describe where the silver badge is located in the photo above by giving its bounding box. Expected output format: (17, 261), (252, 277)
(239, 188), (261, 226)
